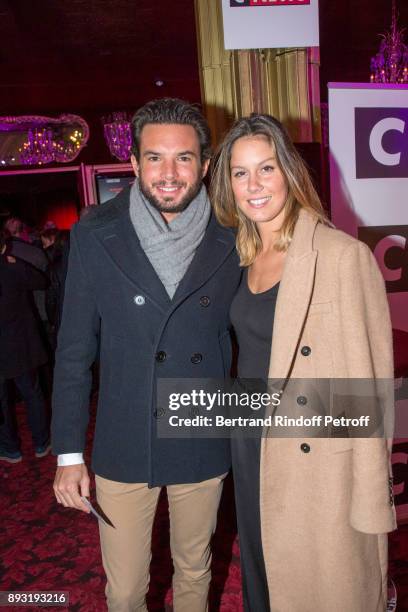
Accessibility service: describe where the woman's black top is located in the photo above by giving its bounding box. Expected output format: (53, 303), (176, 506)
(230, 267), (279, 381)
(229, 268), (279, 612)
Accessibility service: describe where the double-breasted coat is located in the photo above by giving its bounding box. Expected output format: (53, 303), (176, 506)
(51, 188), (241, 486)
(260, 209), (396, 611)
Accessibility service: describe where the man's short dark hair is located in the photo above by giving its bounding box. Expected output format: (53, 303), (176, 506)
(131, 98), (211, 163)
(40, 227), (58, 240)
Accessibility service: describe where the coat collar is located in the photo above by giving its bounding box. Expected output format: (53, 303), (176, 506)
(268, 209), (319, 381)
(91, 189), (236, 312)
(171, 213), (236, 305)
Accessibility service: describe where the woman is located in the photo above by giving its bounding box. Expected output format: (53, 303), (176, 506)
(210, 114), (396, 612)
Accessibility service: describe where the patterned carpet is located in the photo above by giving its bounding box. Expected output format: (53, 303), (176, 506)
(0, 401), (407, 611)
(0, 401), (242, 612)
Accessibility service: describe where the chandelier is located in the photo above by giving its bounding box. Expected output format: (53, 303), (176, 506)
(19, 128), (54, 165)
(19, 128), (84, 165)
(5, 114), (90, 166)
(370, 0), (408, 83)
(102, 112), (132, 162)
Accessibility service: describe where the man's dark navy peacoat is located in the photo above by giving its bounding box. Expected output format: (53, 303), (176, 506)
(52, 188), (241, 485)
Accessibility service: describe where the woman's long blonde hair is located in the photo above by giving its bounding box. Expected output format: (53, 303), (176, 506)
(210, 114), (328, 266)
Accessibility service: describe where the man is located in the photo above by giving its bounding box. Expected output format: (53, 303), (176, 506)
(52, 98), (241, 611)
(6, 218), (48, 272)
(40, 226), (59, 260)
(0, 229), (50, 462)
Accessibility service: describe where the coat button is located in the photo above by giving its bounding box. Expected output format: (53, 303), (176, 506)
(200, 296), (210, 307)
(154, 407), (165, 418)
(191, 353), (203, 364)
(134, 295), (145, 306)
(156, 351), (167, 363)
(301, 345), (311, 356)
(300, 443), (311, 453)
(297, 395), (307, 406)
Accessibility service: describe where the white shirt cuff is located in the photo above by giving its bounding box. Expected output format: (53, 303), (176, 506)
(57, 453), (84, 466)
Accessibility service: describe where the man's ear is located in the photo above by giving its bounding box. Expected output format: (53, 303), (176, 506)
(131, 154), (139, 177)
(202, 158), (210, 179)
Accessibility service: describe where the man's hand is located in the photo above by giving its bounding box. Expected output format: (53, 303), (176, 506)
(53, 464), (91, 513)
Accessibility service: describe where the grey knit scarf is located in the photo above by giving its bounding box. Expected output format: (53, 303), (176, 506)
(129, 180), (211, 298)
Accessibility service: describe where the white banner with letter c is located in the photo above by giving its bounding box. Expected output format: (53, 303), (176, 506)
(328, 83), (408, 334)
(329, 83), (408, 522)
(221, 0), (319, 50)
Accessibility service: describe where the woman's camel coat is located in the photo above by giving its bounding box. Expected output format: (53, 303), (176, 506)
(260, 209), (396, 611)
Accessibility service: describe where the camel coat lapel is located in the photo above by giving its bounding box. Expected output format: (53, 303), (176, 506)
(268, 210), (318, 381)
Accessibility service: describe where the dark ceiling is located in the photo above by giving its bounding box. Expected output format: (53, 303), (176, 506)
(0, 0), (406, 164)
(0, 0), (201, 114)
(1, 0), (407, 115)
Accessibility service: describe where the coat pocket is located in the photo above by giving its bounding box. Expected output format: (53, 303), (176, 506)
(327, 438), (354, 453)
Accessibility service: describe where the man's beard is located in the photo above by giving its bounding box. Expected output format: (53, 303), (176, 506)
(138, 176), (202, 214)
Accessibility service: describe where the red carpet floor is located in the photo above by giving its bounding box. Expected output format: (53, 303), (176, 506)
(1, 401), (407, 611)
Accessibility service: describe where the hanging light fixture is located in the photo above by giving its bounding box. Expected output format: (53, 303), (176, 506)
(7, 114), (89, 167)
(370, 0), (408, 83)
(102, 112), (132, 162)
(18, 127), (83, 166)
(19, 128), (55, 165)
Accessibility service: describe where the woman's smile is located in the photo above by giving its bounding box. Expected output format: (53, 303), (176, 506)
(247, 196), (272, 208)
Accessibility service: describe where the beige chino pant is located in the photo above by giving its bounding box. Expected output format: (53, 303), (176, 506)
(95, 473), (226, 612)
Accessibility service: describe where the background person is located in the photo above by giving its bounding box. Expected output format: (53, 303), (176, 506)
(0, 229), (50, 462)
(40, 226), (59, 262)
(45, 229), (70, 350)
(211, 113), (396, 612)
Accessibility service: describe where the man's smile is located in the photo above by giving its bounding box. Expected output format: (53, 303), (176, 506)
(153, 182), (186, 197)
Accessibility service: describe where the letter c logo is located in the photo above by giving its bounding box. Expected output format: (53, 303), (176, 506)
(373, 234), (407, 282)
(369, 117), (405, 166)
